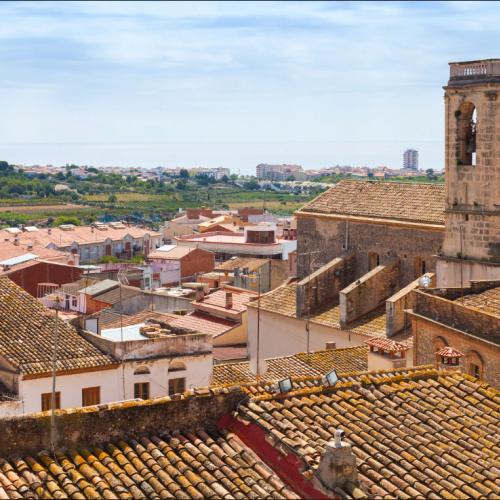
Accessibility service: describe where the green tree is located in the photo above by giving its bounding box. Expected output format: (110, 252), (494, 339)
(53, 216), (81, 226)
(108, 194), (118, 203)
(179, 169), (189, 179)
(244, 179), (260, 190)
(220, 174), (229, 183)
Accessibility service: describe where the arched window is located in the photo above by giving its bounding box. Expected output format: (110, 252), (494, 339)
(134, 365), (150, 375)
(455, 102), (477, 166)
(168, 360), (186, 372)
(465, 350), (484, 380)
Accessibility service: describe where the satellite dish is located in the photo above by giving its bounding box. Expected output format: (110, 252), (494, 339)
(249, 356), (268, 377)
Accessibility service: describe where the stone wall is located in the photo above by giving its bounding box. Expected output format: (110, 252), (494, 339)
(412, 315), (500, 389)
(0, 390), (244, 458)
(413, 289), (500, 338)
(386, 273), (435, 337)
(339, 259), (400, 325)
(296, 253), (356, 319)
(296, 215), (443, 287)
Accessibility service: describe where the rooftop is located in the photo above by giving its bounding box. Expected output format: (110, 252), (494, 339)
(148, 245), (198, 260)
(238, 368), (500, 498)
(194, 287), (258, 315)
(164, 311), (238, 338)
(176, 231), (283, 246)
(0, 277), (115, 376)
(0, 224), (161, 249)
(459, 286), (500, 317)
(0, 429), (297, 499)
(298, 180), (445, 226)
(216, 256), (269, 272)
(92, 283), (143, 305)
(211, 346), (368, 386)
(249, 282), (391, 339)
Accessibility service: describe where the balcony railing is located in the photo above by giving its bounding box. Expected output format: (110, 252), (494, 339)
(449, 60), (500, 83)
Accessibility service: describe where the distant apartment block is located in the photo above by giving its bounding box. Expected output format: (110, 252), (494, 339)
(255, 163), (305, 181)
(190, 167), (230, 180)
(403, 149), (419, 170)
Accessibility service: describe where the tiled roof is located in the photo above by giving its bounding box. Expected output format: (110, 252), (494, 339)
(93, 284), (142, 305)
(298, 180), (445, 225)
(0, 277), (115, 375)
(459, 286), (500, 317)
(239, 368), (500, 498)
(0, 225), (161, 249)
(0, 241), (68, 263)
(60, 277), (101, 296)
(437, 346), (465, 358)
(250, 283), (388, 338)
(195, 287), (258, 314)
(212, 346), (368, 386)
(365, 337), (409, 352)
(102, 310), (177, 330)
(216, 257), (269, 273)
(165, 312), (238, 338)
(0, 429), (298, 499)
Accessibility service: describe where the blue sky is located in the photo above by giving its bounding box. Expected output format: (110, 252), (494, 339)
(0, 1), (499, 173)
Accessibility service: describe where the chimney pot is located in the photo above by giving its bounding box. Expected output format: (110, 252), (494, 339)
(195, 288), (204, 302)
(315, 430), (360, 493)
(225, 291), (233, 309)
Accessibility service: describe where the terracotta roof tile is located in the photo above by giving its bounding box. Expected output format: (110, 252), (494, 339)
(250, 283), (388, 337)
(459, 286), (500, 317)
(0, 276), (115, 375)
(299, 180), (445, 225)
(212, 346), (368, 386)
(216, 257), (269, 273)
(239, 368), (499, 498)
(437, 346), (465, 358)
(365, 337), (409, 352)
(164, 312), (238, 337)
(0, 429), (298, 499)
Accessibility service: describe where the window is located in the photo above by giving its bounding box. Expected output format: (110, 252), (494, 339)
(134, 382), (150, 400)
(168, 361), (186, 372)
(414, 257), (426, 278)
(71, 295), (78, 307)
(455, 102), (477, 166)
(470, 363), (481, 379)
(368, 252), (379, 271)
(82, 386), (100, 406)
(134, 365), (151, 375)
(41, 392), (60, 412)
(169, 378), (186, 395)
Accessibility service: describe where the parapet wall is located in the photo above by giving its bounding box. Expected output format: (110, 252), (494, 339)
(0, 389), (244, 458)
(413, 289), (500, 338)
(296, 253), (356, 319)
(340, 259), (400, 325)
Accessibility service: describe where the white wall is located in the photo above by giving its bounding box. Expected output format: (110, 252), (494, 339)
(16, 353), (213, 415)
(247, 307), (368, 363)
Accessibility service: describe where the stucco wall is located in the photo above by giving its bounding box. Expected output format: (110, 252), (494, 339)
(247, 307), (367, 363)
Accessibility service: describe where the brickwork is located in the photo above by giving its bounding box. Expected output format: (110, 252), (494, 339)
(296, 216), (442, 287)
(180, 248), (215, 279)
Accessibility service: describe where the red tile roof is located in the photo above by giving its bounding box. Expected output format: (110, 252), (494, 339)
(365, 337), (409, 352)
(194, 287), (257, 315)
(437, 346), (465, 358)
(166, 312), (238, 338)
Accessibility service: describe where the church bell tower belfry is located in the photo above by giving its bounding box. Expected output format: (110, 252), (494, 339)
(436, 59), (500, 287)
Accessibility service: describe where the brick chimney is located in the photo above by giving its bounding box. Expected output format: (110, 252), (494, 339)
(195, 288), (204, 302)
(13, 235), (19, 246)
(315, 430), (362, 495)
(225, 291), (233, 309)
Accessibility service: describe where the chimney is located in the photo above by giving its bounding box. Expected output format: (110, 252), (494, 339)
(27, 244), (33, 252)
(195, 288), (204, 302)
(13, 235), (19, 246)
(315, 430), (361, 494)
(225, 291), (233, 309)
(48, 228), (52, 235)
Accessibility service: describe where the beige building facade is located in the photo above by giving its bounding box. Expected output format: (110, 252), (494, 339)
(437, 59), (500, 286)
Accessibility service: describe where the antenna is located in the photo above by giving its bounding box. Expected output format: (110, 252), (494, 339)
(117, 268), (129, 399)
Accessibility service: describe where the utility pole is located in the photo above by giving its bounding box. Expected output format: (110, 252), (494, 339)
(256, 270), (261, 382)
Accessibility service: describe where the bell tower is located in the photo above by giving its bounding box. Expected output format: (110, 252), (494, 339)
(437, 59), (500, 286)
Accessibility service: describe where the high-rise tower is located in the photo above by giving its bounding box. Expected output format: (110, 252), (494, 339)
(437, 59), (500, 286)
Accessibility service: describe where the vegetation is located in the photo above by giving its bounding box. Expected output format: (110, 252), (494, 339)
(52, 215), (81, 226)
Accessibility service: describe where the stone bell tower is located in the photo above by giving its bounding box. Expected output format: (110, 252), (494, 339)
(436, 59), (500, 287)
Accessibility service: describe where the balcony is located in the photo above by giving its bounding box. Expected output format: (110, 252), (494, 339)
(448, 59), (500, 86)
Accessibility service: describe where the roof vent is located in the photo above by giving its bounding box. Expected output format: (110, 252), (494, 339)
(225, 291), (233, 309)
(59, 224), (75, 231)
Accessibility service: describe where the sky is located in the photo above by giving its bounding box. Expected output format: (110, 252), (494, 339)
(0, 1), (499, 174)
